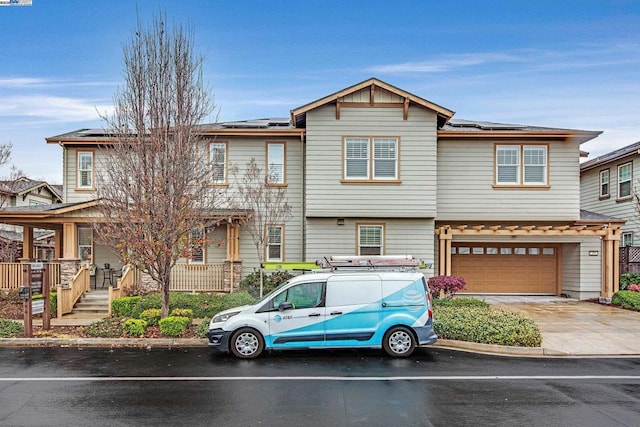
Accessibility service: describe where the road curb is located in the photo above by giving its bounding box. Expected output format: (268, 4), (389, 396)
(0, 337), (206, 348)
(432, 339), (560, 357)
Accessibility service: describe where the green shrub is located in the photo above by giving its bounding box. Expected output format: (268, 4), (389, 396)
(84, 318), (125, 338)
(140, 308), (162, 326)
(49, 292), (57, 317)
(612, 290), (640, 311)
(619, 273), (640, 291)
(111, 296), (142, 317)
(0, 318), (24, 337)
(159, 316), (190, 336)
(434, 306), (542, 347)
(432, 298), (490, 308)
(170, 308), (193, 320)
(123, 318), (148, 336)
(239, 270), (293, 298)
(194, 320), (209, 338)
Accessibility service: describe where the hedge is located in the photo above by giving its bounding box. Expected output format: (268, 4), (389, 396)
(433, 306), (542, 347)
(159, 316), (190, 336)
(111, 292), (256, 319)
(123, 318), (148, 336)
(612, 290), (640, 311)
(432, 298), (490, 308)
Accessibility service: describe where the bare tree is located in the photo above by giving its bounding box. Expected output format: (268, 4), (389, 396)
(96, 14), (216, 317)
(0, 144), (26, 261)
(231, 158), (292, 297)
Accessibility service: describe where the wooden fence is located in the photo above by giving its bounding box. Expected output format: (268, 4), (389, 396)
(620, 246), (640, 274)
(0, 263), (61, 290)
(170, 263), (225, 293)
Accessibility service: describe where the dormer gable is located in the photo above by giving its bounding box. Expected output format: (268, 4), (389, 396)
(290, 78), (454, 128)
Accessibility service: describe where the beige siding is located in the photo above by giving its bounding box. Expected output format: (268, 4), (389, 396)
(305, 218), (436, 273)
(581, 158), (638, 240)
(221, 136), (304, 272)
(437, 139), (581, 221)
(560, 239), (601, 300)
(63, 147), (100, 203)
(305, 105), (438, 218)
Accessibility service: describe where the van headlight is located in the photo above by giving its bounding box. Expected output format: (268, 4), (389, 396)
(212, 311), (240, 323)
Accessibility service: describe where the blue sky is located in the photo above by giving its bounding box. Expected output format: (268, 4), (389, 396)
(0, 0), (639, 184)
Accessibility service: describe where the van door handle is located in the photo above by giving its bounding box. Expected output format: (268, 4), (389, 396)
(330, 311), (342, 315)
(382, 302), (387, 307)
(308, 313), (321, 317)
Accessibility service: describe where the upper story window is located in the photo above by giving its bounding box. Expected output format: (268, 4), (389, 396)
(358, 224), (384, 256)
(210, 142), (227, 184)
(495, 144), (547, 186)
(266, 225), (283, 262)
(344, 137), (399, 182)
(599, 169), (610, 198)
(77, 151), (94, 189)
(266, 142), (285, 185)
(618, 162), (632, 200)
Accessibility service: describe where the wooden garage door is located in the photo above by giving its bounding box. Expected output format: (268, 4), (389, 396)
(451, 243), (558, 294)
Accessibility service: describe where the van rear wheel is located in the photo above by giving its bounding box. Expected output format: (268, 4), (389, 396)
(382, 326), (416, 357)
(230, 328), (264, 359)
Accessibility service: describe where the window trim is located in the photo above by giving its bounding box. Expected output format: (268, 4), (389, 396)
(622, 232), (633, 247)
(76, 150), (95, 190)
(617, 161), (632, 201)
(266, 142), (287, 186)
(209, 141), (228, 185)
(265, 224), (284, 262)
(356, 223), (385, 256)
(342, 136), (401, 183)
(494, 143), (549, 188)
(599, 168), (610, 199)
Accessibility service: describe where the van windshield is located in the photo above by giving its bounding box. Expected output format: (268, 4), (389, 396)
(255, 279), (291, 305)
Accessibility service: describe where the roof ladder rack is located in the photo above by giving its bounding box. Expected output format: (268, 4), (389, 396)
(316, 255), (420, 271)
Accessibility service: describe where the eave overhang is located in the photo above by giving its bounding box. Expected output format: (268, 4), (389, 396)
(438, 130), (602, 144)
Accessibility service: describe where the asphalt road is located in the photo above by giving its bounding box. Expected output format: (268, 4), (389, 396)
(0, 346), (639, 427)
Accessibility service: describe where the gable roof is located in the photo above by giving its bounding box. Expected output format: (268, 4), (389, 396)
(580, 140), (640, 172)
(290, 78), (455, 128)
(0, 177), (63, 202)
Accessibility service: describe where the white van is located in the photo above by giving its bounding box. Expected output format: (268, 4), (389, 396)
(207, 267), (437, 358)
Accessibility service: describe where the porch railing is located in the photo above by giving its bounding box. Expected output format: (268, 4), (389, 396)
(170, 263), (225, 293)
(56, 264), (90, 319)
(0, 263), (61, 290)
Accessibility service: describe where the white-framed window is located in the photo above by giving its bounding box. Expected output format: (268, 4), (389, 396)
(78, 227), (93, 262)
(618, 162), (632, 199)
(599, 169), (610, 198)
(266, 142), (285, 184)
(189, 227), (205, 264)
(210, 142), (227, 184)
(77, 151), (94, 189)
(495, 144), (547, 186)
(357, 224), (384, 255)
(266, 225), (283, 261)
(622, 232), (633, 247)
(344, 137), (398, 181)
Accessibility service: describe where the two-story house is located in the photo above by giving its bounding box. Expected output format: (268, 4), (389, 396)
(0, 78), (622, 298)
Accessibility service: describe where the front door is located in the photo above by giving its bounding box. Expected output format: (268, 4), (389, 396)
(268, 281), (326, 349)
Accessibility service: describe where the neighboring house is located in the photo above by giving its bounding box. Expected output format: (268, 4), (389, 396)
(0, 78), (623, 298)
(580, 141), (640, 272)
(0, 177), (62, 261)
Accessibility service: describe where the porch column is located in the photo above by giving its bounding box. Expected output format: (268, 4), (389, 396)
(602, 227), (621, 298)
(62, 223), (77, 259)
(437, 226), (453, 276)
(22, 226), (34, 260)
(225, 222), (241, 261)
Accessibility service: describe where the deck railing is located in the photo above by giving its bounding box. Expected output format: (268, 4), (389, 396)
(0, 263), (61, 290)
(170, 263), (225, 293)
(57, 264), (90, 318)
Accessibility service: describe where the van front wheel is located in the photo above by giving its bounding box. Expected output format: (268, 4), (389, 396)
(230, 328), (264, 359)
(382, 326), (416, 357)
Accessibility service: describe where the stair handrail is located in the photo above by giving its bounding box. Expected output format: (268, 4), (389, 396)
(56, 264), (90, 318)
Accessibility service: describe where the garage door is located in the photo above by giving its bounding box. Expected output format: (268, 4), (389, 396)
(451, 243), (558, 294)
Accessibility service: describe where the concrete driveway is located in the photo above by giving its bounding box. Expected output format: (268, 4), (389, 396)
(487, 296), (640, 356)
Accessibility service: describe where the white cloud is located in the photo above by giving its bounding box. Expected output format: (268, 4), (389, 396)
(367, 52), (523, 73)
(0, 95), (113, 123)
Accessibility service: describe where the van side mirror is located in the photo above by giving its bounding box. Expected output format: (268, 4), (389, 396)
(278, 301), (294, 311)
(19, 286), (31, 300)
